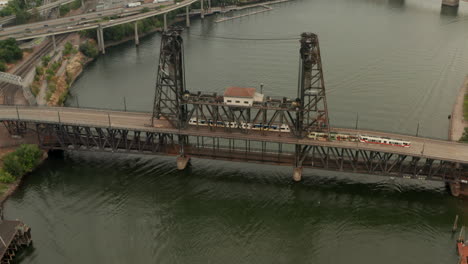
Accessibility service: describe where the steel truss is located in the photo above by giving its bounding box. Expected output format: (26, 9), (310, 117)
(2, 121), (27, 136)
(32, 122), (466, 182)
(157, 32), (331, 139)
(152, 28), (188, 129)
(297, 32), (330, 136)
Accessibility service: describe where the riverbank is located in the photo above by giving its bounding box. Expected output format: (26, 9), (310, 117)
(0, 144), (46, 205)
(449, 74), (468, 142)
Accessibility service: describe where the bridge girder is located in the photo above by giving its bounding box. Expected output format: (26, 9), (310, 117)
(28, 121), (465, 183)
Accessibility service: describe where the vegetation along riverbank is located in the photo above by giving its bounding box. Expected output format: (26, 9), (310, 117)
(0, 144), (45, 205)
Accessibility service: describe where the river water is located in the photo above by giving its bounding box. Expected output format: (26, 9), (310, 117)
(5, 0), (468, 263)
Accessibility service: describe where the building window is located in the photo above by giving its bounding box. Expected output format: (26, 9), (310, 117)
(227, 100), (232, 103)
(235, 100), (240, 103)
(244, 101), (249, 104)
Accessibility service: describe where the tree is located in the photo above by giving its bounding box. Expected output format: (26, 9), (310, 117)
(79, 41), (99, 58)
(0, 61), (6, 72)
(0, 38), (23, 63)
(63, 42), (74, 56)
(2, 144), (41, 178)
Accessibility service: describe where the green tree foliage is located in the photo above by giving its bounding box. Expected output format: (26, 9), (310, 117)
(0, 168), (15, 184)
(71, 0), (81, 9)
(36, 66), (43, 75)
(79, 40), (98, 58)
(42, 55), (51, 66)
(50, 61), (61, 72)
(460, 128), (468, 143)
(2, 144), (42, 178)
(0, 61), (6, 72)
(0, 38), (23, 63)
(59, 4), (70, 16)
(63, 42), (74, 56)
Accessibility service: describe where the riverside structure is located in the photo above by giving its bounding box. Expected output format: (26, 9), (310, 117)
(1, 30), (467, 196)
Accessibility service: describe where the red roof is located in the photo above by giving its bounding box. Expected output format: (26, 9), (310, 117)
(224, 87), (256, 98)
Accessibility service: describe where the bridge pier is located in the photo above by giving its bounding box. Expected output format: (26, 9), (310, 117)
(98, 26), (105, 54)
(442, 0), (459, 6)
(201, 0), (204, 19)
(293, 167), (303, 182)
(96, 28), (102, 53)
(176, 156), (190, 170)
(134, 22), (139, 46)
(186, 6), (190, 27)
(163, 13), (167, 31)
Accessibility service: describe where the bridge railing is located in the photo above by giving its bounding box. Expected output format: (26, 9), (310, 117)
(0, 104), (462, 144)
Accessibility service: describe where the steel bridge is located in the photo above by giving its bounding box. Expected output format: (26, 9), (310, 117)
(1, 30), (467, 196)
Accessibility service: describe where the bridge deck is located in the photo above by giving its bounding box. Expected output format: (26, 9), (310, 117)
(1, 106), (467, 164)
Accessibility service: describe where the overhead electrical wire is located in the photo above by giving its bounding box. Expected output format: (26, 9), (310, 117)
(188, 33), (299, 41)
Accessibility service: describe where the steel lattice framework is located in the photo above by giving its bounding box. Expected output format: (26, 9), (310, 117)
(297, 33), (330, 136)
(150, 30), (334, 171)
(151, 31), (330, 139)
(26, 122), (464, 183)
(152, 28), (188, 129)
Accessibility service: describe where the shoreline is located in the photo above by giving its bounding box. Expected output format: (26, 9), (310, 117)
(449, 74), (468, 141)
(0, 144), (47, 206)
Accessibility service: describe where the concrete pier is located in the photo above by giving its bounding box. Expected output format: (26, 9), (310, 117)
(96, 26), (105, 54)
(186, 6), (190, 27)
(442, 0), (459, 6)
(293, 167), (303, 182)
(201, 0), (204, 18)
(163, 13), (167, 31)
(176, 155), (190, 170)
(96, 28), (101, 52)
(134, 22), (139, 46)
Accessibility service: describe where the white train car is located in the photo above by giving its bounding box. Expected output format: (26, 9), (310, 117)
(188, 118), (291, 133)
(358, 135), (410, 147)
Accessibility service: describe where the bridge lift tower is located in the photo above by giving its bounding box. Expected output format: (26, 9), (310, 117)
(152, 28), (331, 179)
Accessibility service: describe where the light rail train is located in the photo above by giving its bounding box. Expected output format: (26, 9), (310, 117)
(188, 118), (411, 147)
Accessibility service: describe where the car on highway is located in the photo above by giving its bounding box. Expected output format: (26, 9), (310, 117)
(67, 26), (73, 29)
(44, 24), (48, 27)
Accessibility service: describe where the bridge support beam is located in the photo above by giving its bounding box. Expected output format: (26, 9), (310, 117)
(96, 28), (102, 53)
(163, 13), (167, 31)
(293, 167), (303, 182)
(186, 6), (190, 27)
(99, 27), (105, 54)
(201, 0), (204, 19)
(176, 156), (190, 170)
(442, 0), (459, 6)
(134, 22), (139, 46)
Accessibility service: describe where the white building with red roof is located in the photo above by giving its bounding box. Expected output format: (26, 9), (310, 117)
(223, 87), (264, 107)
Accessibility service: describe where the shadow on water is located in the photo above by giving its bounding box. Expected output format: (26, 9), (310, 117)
(440, 5), (459, 16)
(388, 0), (405, 9)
